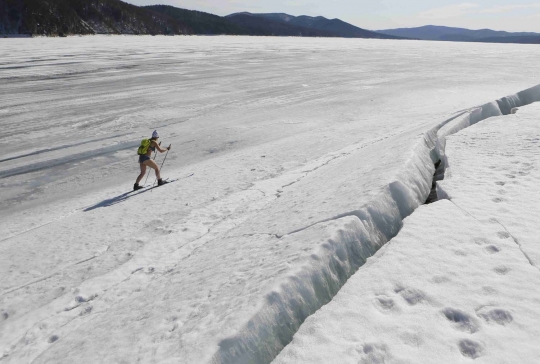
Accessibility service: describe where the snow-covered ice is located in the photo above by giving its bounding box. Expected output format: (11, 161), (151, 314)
(273, 102), (540, 364)
(438, 103), (540, 268)
(273, 199), (540, 364)
(1, 36), (540, 363)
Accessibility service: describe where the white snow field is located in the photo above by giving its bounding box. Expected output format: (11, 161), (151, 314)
(0, 36), (540, 363)
(273, 102), (540, 364)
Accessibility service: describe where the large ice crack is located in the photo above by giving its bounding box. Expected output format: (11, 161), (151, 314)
(210, 84), (540, 364)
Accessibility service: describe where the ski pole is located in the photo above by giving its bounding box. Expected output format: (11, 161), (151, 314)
(153, 144), (171, 187)
(143, 141), (161, 185)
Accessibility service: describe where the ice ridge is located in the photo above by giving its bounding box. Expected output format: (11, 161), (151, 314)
(210, 83), (540, 364)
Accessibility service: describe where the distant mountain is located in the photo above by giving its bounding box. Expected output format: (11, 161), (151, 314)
(0, 0), (189, 36)
(0, 1), (400, 39)
(475, 35), (540, 45)
(144, 5), (249, 35)
(224, 12), (340, 37)
(230, 12), (401, 39)
(377, 25), (540, 43)
(255, 13), (400, 39)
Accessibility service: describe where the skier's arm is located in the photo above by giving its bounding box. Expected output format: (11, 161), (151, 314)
(153, 141), (170, 153)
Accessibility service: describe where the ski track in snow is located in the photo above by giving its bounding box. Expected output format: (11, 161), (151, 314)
(1, 36), (540, 363)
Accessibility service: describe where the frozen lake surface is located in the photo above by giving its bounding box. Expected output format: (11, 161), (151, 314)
(0, 36), (539, 363)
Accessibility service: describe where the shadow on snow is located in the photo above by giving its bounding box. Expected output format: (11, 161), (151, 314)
(83, 175), (188, 211)
(83, 186), (154, 211)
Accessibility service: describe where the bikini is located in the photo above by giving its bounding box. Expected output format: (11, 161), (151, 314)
(138, 146), (156, 163)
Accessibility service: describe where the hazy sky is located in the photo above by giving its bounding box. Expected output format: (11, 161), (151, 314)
(124, 0), (540, 32)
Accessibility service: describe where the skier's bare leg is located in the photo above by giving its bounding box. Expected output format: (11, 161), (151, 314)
(135, 163), (147, 185)
(143, 159), (161, 180)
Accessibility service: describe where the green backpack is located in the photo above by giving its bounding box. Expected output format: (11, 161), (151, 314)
(137, 139), (152, 155)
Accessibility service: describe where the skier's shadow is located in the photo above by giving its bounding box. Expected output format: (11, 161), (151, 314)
(83, 188), (152, 211)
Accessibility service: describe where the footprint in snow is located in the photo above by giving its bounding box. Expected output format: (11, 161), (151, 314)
(474, 237), (493, 246)
(373, 296), (398, 313)
(458, 339), (484, 359)
(357, 343), (392, 364)
(395, 286), (428, 306)
(484, 245), (501, 254)
(80, 306), (93, 316)
(494, 266), (511, 275)
(497, 231), (511, 239)
(441, 308), (480, 333)
(476, 307), (513, 326)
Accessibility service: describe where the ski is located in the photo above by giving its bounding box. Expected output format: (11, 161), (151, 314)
(160, 178), (178, 185)
(156, 173), (193, 186)
(148, 174), (192, 192)
(149, 177), (177, 192)
(131, 185), (149, 193)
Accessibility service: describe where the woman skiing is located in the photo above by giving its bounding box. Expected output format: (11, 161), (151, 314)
(134, 130), (171, 190)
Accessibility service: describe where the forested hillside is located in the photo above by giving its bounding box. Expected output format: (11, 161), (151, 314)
(0, 1), (398, 38)
(144, 5), (248, 35)
(0, 0), (189, 36)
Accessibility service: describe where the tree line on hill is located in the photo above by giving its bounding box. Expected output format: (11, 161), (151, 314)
(0, 0), (188, 36)
(0, 0), (399, 38)
(1, 0), (539, 44)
